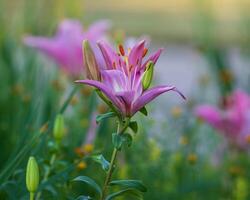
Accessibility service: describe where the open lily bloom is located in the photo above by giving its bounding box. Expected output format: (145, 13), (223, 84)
(24, 19), (111, 77)
(76, 40), (185, 117)
(195, 90), (250, 148)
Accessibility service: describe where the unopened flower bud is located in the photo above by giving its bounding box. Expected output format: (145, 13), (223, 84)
(142, 61), (154, 90)
(26, 157), (39, 194)
(83, 40), (101, 81)
(53, 114), (65, 141)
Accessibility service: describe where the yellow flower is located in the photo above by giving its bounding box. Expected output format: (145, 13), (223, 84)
(70, 95), (78, 105)
(179, 136), (188, 146)
(77, 161), (87, 170)
(83, 144), (94, 154)
(171, 106), (182, 118)
(187, 153), (197, 165)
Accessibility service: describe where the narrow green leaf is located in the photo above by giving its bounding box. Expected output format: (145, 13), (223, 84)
(73, 176), (101, 195)
(91, 154), (110, 171)
(96, 112), (116, 123)
(129, 121), (138, 133)
(105, 188), (143, 200)
(139, 107), (148, 116)
(75, 195), (92, 200)
(110, 180), (147, 192)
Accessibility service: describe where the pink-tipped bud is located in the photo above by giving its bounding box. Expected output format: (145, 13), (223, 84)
(83, 40), (101, 81)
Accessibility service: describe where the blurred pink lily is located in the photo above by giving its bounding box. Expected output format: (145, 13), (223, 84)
(23, 19), (111, 77)
(76, 40), (185, 117)
(195, 90), (250, 148)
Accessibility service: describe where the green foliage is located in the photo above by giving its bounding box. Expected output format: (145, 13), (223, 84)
(91, 155), (110, 172)
(129, 121), (138, 133)
(105, 188), (143, 200)
(139, 107), (148, 116)
(73, 176), (101, 195)
(96, 112), (117, 124)
(112, 133), (133, 150)
(110, 179), (147, 192)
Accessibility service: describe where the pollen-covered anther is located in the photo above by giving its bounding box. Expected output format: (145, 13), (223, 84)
(112, 62), (116, 69)
(142, 48), (148, 57)
(118, 44), (125, 56)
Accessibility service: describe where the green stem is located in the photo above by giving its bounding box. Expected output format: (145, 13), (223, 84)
(36, 153), (56, 200)
(30, 192), (35, 200)
(60, 86), (78, 114)
(100, 119), (130, 200)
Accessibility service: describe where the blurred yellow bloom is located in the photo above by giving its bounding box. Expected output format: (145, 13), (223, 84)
(198, 75), (210, 86)
(187, 153), (197, 165)
(220, 69), (233, 84)
(39, 122), (49, 134)
(229, 166), (244, 176)
(12, 84), (24, 96)
(74, 147), (85, 157)
(80, 86), (93, 96)
(77, 161), (87, 170)
(245, 135), (250, 144)
(97, 104), (108, 114)
(149, 139), (161, 161)
(70, 95), (78, 105)
(51, 79), (65, 91)
(22, 94), (31, 103)
(83, 144), (94, 154)
(74, 144), (94, 157)
(179, 136), (188, 146)
(171, 106), (182, 118)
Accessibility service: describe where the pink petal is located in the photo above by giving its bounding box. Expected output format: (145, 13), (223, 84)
(132, 86), (184, 115)
(97, 41), (119, 69)
(128, 40), (145, 67)
(75, 79), (124, 113)
(194, 105), (222, 128)
(141, 48), (163, 72)
(86, 20), (111, 39)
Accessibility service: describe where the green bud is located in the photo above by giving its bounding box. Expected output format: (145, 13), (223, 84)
(26, 157), (39, 194)
(142, 61), (154, 90)
(83, 40), (101, 81)
(53, 114), (65, 141)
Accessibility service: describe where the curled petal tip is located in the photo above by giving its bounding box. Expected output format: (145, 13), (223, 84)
(173, 88), (186, 100)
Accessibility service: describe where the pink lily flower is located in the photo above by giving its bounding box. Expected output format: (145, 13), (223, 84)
(76, 40), (185, 117)
(23, 19), (111, 77)
(195, 90), (250, 148)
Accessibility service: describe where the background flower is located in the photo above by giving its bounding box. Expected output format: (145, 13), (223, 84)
(24, 19), (111, 77)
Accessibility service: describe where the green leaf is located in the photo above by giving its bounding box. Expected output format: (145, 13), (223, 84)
(112, 133), (133, 150)
(75, 195), (92, 200)
(129, 121), (138, 133)
(112, 133), (123, 150)
(105, 189), (143, 200)
(122, 133), (133, 147)
(91, 154), (110, 171)
(96, 112), (116, 123)
(139, 107), (148, 116)
(73, 176), (101, 195)
(110, 180), (147, 192)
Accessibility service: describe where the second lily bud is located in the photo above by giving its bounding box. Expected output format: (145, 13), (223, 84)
(142, 61), (154, 90)
(83, 40), (101, 81)
(53, 114), (65, 142)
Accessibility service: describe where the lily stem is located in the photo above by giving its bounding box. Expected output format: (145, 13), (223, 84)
(100, 118), (130, 200)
